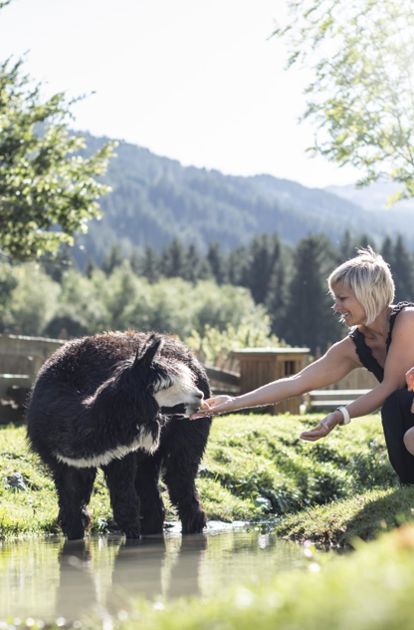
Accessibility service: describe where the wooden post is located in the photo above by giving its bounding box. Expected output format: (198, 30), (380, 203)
(233, 347), (310, 414)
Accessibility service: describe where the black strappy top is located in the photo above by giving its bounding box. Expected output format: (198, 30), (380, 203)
(349, 301), (414, 382)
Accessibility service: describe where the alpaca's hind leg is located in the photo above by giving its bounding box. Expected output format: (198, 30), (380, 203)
(135, 451), (165, 535)
(52, 464), (97, 540)
(163, 418), (210, 534)
(103, 454), (141, 539)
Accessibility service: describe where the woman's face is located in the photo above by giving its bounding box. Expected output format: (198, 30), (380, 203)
(331, 281), (366, 326)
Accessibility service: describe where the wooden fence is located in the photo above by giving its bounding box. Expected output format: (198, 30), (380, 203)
(304, 368), (378, 411)
(204, 365), (240, 395)
(0, 334), (63, 423)
(0, 334), (63, 378)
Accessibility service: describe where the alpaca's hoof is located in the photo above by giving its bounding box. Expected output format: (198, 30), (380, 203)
(81, 507), (92, 530)
(59, 512), (86, 540)
(181, 508), (207, 534)
(140, 520), (164, 536)
(140, 506), (165, 535)
(65, 527), (86, 541)
(123, 526), (142, 540)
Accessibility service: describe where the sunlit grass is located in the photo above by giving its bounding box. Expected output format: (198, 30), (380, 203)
(199, 413), (396, 521)
(0, 413), (402, 540)
(275, 485), (414, 547)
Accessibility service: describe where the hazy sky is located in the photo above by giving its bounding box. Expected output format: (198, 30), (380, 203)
(0, 0), (359, 188)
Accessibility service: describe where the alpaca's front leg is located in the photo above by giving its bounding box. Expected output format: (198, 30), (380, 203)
(52, 464), (97, 540)
(103, 454), (142, 539)
(135, 451), (165, 535)
(165, 470), (206, 534)
(163, 418), (210, 534)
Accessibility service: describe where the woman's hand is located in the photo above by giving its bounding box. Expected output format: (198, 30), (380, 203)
(405, 367), (414, 391)
(300, 411), (342, 442)
(190, 395), (235, 420)
(405, 367), (414, 413)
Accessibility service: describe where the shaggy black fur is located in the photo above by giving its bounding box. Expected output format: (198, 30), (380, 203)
(26, 331), (211, 540)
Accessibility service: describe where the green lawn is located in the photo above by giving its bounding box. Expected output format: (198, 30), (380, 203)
(0, 413), (407, 542)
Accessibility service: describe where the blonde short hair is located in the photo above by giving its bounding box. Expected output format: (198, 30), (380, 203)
(328, 247), (395, 325)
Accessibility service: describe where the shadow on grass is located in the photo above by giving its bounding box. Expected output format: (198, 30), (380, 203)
(340, 485), (414, 547)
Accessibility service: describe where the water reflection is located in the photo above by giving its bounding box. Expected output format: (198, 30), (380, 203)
(56, 540), (100, 621)
(0, 525), (306, 623)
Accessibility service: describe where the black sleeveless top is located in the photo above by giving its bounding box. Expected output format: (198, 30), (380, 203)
(349, 301), (414, 382)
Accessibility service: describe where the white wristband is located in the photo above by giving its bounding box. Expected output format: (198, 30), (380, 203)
(336, 406), (351, 425)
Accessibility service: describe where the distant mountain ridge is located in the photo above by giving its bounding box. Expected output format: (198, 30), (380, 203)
(326, 182), (414, 213)
(74, 133), (414, 265)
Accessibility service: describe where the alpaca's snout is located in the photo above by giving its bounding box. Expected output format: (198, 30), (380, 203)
(152, 362), (204, 412)
(162, 391), (204, 418)
(184, 389), (204, 416)
(155, 381), (204, 418)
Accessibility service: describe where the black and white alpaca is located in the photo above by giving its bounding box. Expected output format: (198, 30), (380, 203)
(26, 331), (211, 540)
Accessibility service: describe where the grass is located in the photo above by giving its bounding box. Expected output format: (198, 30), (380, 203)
(0, 425), (112, 539)
(199, 413), (395, 522)
(274, 486), (414, 548)
(0, 412), (408, 543)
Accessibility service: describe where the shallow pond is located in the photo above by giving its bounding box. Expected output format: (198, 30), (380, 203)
(0, 523), (311, 625)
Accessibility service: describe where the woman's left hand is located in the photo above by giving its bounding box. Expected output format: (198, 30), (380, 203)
(300, 411), (342, 442)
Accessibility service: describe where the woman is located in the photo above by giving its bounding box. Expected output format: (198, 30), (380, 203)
(191, 247), (414, 484)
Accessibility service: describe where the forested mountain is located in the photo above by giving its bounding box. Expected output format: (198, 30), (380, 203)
(74, 133), (414, 266)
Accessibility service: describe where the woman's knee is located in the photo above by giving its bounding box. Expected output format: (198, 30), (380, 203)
(404, 427), (414, 455)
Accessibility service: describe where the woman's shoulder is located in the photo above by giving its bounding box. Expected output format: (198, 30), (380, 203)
(386, 305), (414, 361)
(389, 303), (414, 337)
(391, 302), (414, 319)
(391, 301), (414, 314)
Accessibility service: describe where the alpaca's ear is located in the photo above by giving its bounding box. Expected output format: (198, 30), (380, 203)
(135, 335), (163, 368)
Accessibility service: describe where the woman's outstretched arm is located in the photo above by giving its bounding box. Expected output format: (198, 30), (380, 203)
(191, 337), (359, 419)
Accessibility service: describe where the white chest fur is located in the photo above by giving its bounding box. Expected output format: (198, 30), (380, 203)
(54, 425), (160, 468)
